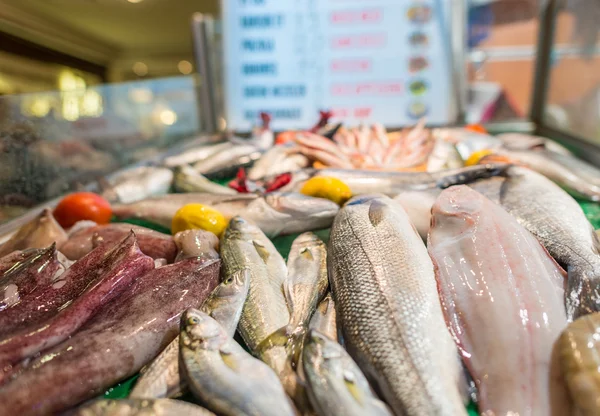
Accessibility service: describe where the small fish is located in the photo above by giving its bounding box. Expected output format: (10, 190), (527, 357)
(308, 292), (337, 342)
(163, 141), (233, 168)
(248, 145), (310, 180)
(303, 330), (392, 416)
(193, 143), (263, 176)
(100, 166), (173, 204)
(0, 209), (67, 257)
(180, 309), (295, 416)
(130, 268), (249, 399)
(174, 165), (237, 194)
(173, 229), (220, 262)
(71, 398), (216, 416)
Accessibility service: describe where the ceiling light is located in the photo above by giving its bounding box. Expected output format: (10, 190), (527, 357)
(132, 62), (148, 76)
(159, 110), (177, 126)
(178, 60), (193, 75)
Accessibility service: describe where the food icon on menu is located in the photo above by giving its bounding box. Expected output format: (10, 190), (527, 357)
(409, 56), (429, 73)
(409, 32), (429, 47)
(408, 79), (428, 96)
(407, 5), (432, 24)
(408, 101), (428, 119)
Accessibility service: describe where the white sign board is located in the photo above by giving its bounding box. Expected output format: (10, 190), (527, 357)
(222, 0), (455, 130)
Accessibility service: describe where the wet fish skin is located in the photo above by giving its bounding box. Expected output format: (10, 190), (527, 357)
(0, 259), (220, 416)
(285, 232), (328, 334)
(308, 292), (337, 342)
(112, 192), (339, 236)
(393, 189), (440, 241)
(0, 209), (67, 257)
(303, 330), (392, 416)
(101, 166), (174, 204)
(0, 232), (155, 367)
(61, 223), (177, 263)
(174, 165), (237, 194)
(471, 166), (600, 320)
(173, 229), (220, 262)
(328, 195), (467, 415)
(130, 268), (249, 399)
(71, 398), (216, 416)
(180, 309), (295, 416)
(0, 244), (63, 311)
(429, 185), (571, 415)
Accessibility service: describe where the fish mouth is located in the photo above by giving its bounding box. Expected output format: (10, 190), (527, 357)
(266, 193), (339, 217)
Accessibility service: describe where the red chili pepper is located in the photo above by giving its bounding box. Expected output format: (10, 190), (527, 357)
(228, 168), (250, 193)
(310, 110), (333, 133)
(259, 112), (272, 130)
(264, 172), (292, 193)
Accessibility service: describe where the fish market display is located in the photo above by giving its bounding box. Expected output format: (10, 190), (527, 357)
(308, 292), (337, 342)
(173, 229), (220, 261)
(101, 166), (174, 204)
(470, 166), (600, 319)
(180, 309), (295, 416)
(285, 232), (328, 335)
(328, 195), (466, 415)
(113, 192), (339, 236)
(0, 208), (67, 256)
(0, 258), (220, 415)
(174, 165), (237, 194)
(72, 399), (216, 416)
(61, 223), (177, 262)
(429, 185), (570, 415)
(556, 312), (600, 415)
(303, 330), (392, 416)
(0, 244), (63, 310)
(0, 233), (155, 367)
(220, 217), (300, 402)
(248, 144), (310, 180)
(130, 267), (249, 399)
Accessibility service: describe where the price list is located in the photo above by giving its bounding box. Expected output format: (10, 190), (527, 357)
(221, 0), (454, 130)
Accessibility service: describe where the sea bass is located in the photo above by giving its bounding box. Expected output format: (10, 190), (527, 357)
(0, 258), (220, 416)
(0, 209), (67, 257)
(61, 223), (177, 262)
(180, 309), (295, 416)
(428, 185), (570, 415)
(101, 166), (173, 204)
(0, 233), (155, 367)
(328, 195), (467, 415)
(112, 192), (339, 236)
(303, 330), (392, 416)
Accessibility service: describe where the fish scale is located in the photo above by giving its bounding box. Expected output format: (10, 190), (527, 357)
(328, 195), (466, 416)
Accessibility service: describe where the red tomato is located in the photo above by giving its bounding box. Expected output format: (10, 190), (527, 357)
(53, 192), (112, 228)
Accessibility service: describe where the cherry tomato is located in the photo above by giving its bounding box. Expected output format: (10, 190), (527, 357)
(53, 192), (112, 228)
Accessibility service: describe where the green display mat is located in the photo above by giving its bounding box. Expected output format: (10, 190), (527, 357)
(103, 192), (600, 416)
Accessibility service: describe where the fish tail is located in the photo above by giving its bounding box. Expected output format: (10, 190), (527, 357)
(566, 264), (600, 320)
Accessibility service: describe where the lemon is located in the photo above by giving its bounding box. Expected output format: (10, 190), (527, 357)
(300, 176), (352, 205)
(171, 204), (227, 237)
(464, 149), (495, 167)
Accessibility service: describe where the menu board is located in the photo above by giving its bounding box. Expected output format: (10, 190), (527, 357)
(221, 0), (455, 130)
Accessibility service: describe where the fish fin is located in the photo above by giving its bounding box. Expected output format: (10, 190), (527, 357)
(343, 370), (365, 406)
(220, 347), (241, 371)
(566, 265), (600, 321)
(252, 240), (271, 264)
(368, 199), (390, 226)
(255, 326), (290, 357)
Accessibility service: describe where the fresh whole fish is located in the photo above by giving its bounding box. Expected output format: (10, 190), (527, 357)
(193, 143), (263, 176)
(0, 258), (220, 415)
(0, 208), (67, 257)
(426, 137), (464, 172)
(61, 223), (177, 262)
(470, 166), (600, 319)
(113, 192), (339, 237)
(130, 268), (249, 399)
(496, 132), (573, 155)
(303, 330), (392, 416)
(163, 142), (233, 168)
(0, 233), (155, 367)
(0, 244), (63, 310)
(328, 195), (467, 415)
(556, 312), (600, 415)
(308, 292), (337, 342)
(71, 398), (216, 416)
(282, 164), (509, 196)
(174, 165), (237, 194)
(248, 145), (310, 180)
(285, 232), (328, 335)
(101, 166), (174, 204)
(174, 229), (220, 262)
(180, 309), (295, 416)
(220, 217), (301, 402)
(428, 185), (570, 415)
(432, 128), (502, 161)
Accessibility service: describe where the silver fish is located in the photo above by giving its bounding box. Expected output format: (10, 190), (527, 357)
(282, 164), (509, 196)
(112, 192), (339, 237)
(248, 145), (310, 180)
(174, 165), (237, 194)
(193, 143), (262, 176)
(163, 141), (233, 168)
(72, 399), (215, 416)
(130, 268), (249, 399)
(470, 166), (600, 319)
(101, 166), (174, 204)
(328, 195), (467, 415)
(303, 330), (392, 416)
(309, 292), (337, 342)
(180, 309), (295, 416)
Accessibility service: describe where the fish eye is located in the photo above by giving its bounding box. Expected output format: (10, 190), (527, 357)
(188, 316), (200, 325)
(224, 277), (234, 284)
